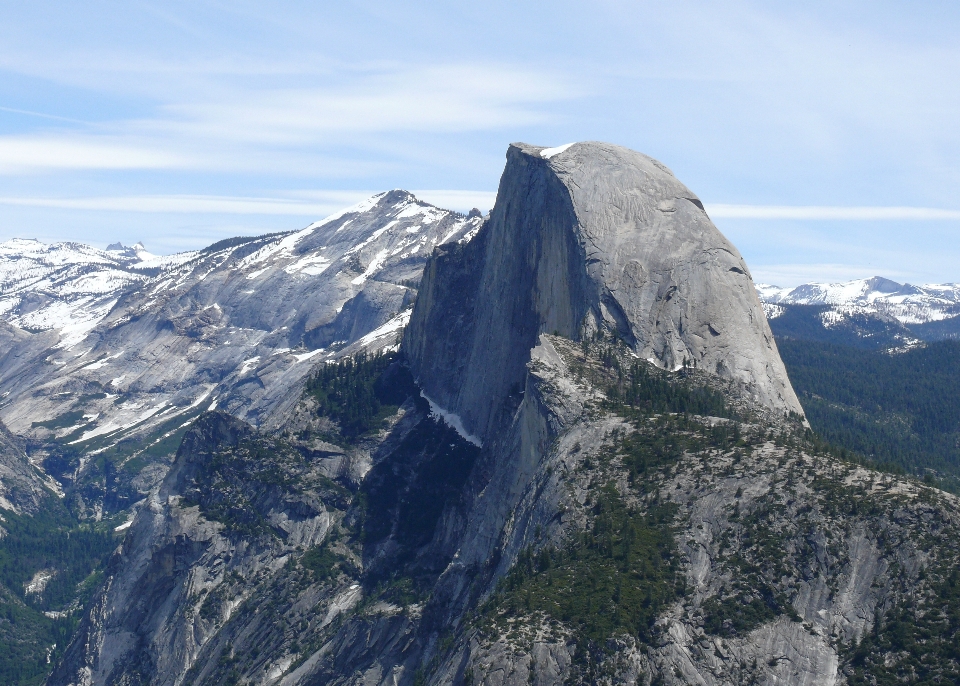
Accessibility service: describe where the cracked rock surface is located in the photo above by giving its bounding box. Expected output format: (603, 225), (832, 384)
(406, 141), (802, 446)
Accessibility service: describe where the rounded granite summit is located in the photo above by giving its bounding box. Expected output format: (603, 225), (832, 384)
(405, 141), (803, 440)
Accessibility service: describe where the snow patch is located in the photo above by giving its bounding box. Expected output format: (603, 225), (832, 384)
(344, 222), (397, 258)
(762, 303), (784, 320)
(284, 254), (331, 276)
(294, 348), (325, 363)
(355, 310), (411, 348)
(420, 392), (482, 447)
(187, 386), (216, 409)
(69, 403), (167, 444)
(540, 143), (576, 159)
(238, 356), (261, 376)
(80, 351), (123, 371)
(307, 192), (386, 231)
(350, 248), (389, 285)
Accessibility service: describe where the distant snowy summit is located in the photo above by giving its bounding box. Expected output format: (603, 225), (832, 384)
(756, 276), (960, 346)
(0, 238), (197, 348)
(0, 191), (478, 352)
(104, 241), (158, 263)
(757, 276), (960, 325)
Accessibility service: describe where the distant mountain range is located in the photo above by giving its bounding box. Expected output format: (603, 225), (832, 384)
(0, 190), (481, 518)
(0, 238), (196, 349)
(756, 276), (960, 348)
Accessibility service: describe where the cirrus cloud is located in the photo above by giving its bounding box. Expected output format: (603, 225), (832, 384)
(706, 204), (960, 221)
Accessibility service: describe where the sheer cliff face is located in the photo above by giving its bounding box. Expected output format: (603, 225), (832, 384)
(42, 148), (960, 686)
(405, 142), (801, 439)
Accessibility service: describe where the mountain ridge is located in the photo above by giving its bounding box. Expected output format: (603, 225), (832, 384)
(757, 276), (960, 325)
(1, 142), (958, 685)
(0, 190), (481, 520)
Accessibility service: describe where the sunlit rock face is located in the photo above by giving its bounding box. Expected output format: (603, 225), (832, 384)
(0, 191), (481, 518)
(405, 141), (802, 443)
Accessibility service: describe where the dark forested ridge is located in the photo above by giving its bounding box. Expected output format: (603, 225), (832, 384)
(0, 498), (119, 685)
(769, 304), (913, 350)
(304, 351), (418, 443)
(776, 337), (960, 488)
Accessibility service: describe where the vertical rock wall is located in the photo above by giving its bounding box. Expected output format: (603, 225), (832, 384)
(405, 141), (802, 443)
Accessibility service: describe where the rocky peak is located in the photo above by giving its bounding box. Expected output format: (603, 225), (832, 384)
(405, 141), (802, 442)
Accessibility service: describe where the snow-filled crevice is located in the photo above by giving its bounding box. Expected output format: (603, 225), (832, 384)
(420, 391), (482, 447)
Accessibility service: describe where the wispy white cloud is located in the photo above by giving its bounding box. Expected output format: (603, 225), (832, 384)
(750, 263), (923, 288)
(0, 105), (90, 125)
(7, 195), (959, 225)
(0, 63), (576, 174)
(707, 204), (960, 220)
(0, 189), (497, 215)
(155, 64), (575, 144)
(411, 190), (497, 213)
(0, 136), (191, 173)
(0, 193), (362, 215)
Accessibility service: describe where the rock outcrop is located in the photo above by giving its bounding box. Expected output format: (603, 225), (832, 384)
(0, 417), (54, 514)
(43, 144), (960, 686)
(405, 142), (801, 443)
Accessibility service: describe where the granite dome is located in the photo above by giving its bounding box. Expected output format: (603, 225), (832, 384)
(406, 141), (802, 442)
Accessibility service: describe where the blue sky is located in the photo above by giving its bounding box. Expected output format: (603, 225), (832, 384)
(1, 1), (959, 286)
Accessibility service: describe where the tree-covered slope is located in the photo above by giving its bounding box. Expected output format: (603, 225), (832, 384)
(767, 303), (915, 350)
(776, 339), (960, 488)
(0, 499), (119, 685)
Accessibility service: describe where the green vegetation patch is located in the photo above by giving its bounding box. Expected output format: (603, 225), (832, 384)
(485, 485), (683, 646)
(0, 498), (118, 685)
(607, 358), (735, 419)
(181, 420), (350, 539)
(119, 413), (202, 475)
(564, 332), (740, 421)
(30, 410), (86, 431)
(701, 572), (798, 638)
(480, 415), (708, 658)
(778, 339), (960, 485)
(845, 565), (960, 684)
(304, 351), (416, 444)
(301, 541), (342, 581)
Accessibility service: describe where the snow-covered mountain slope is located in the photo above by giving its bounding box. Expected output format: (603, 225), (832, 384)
(0, 239), (195, 349)
(0, 190), (481, 517)
(757, 276), (960, 325)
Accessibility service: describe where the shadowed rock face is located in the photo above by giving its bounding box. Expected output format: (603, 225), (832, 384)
(0, 418), (53, 514)
(405, 141), (802, 440)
